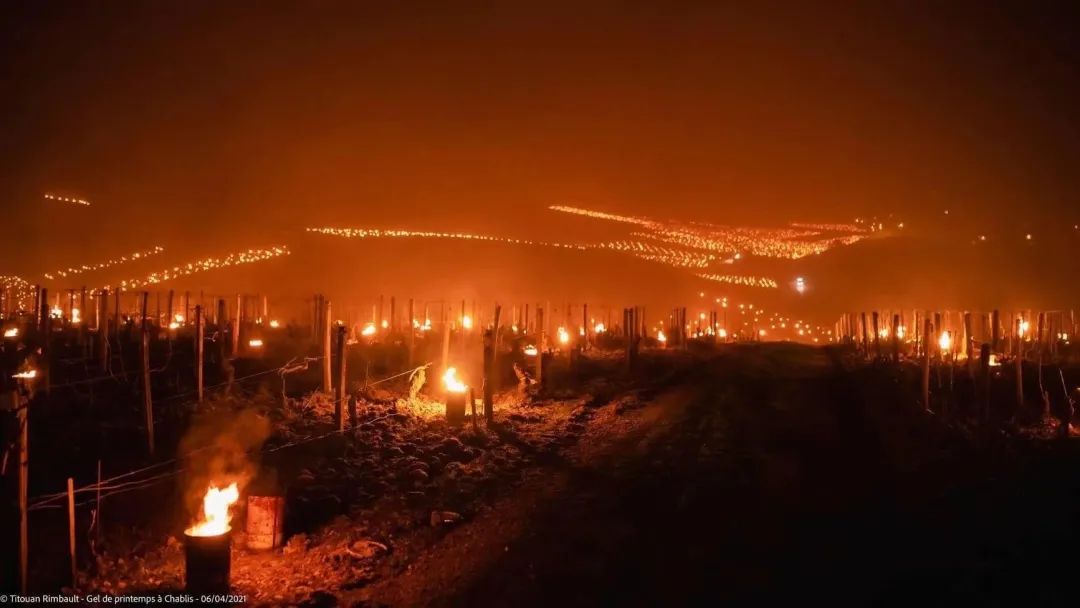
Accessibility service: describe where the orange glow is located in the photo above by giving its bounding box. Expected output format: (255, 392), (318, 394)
(248, 339), (264, 348)
(186, 483), (240, 537)
(523, 345), (538, 356)
(938, 331), (952, 352)
(269, 319), (280, 328)
(557, 326), (570, 345)
(443, 367), (467, 393)
(4, 327), (18, 338)
(593, 322), (606, 333)
(361, 323), (377, 337)
(657, 329), (667, 343)
(12, 369), (37, 379)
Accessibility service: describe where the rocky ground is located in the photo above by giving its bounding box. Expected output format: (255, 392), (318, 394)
(85, 344), (1080, 606)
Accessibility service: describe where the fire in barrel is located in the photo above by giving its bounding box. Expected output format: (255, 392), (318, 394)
(443, 367), (467, 426)
(184, 482), (239, 593)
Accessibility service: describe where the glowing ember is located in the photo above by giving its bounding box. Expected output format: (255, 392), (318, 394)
(794, 277), (806, 294)
(269, 319), (280, 328)
(523, 345), (539, 356)
(381, 319), (389, 329)
(248, 339), (264, 348)
(938, 331), (952, 352)
(186, 483), (240, 537)
(443, 367), (467, 393)
(12, 370), (37, 379)
(462, 315), (473, 330)
(4, 327), (18, 338)
(361, 323), (377, 337)
(657, 329), (667, 343)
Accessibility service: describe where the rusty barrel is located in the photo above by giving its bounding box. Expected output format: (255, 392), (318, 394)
(445, 391), (467, 426)
(184, 530), (231, 593)
(246, 495), (285, 550)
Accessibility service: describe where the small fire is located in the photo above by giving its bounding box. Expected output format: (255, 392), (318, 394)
(657, 329), (667, 343)
(50, 306), (63, 319)
(269, 319), (280, 328)
(12, 369), (37, 379)
(381, 319), (389, 329)
(512, 324), (519, 333)
(523, 345), (538, 356)
(462, 315), (473, 330)
(443, 367), (467, 393)
(248, 339), (264, 348)
(71, 308), (81, 324)
(718, 328), (728, 338)
(186, 483), (240, 537)
(174, 313), (185, 324)
(989, 354), (1001, 367)
(895, 326), (906, 340)
(557, 326), (570, 345)
(878, 328), (889, 339)
(594, 323), (606, 334)
(3, 327), (17, 338)
(1018, 320), (1030, 338)
(168, 321), (181, 330)
(579, 327), (585, 336)
(938, 331), (952, 352)
(758, 329), (767, 337)
(361, 323), (377, 337)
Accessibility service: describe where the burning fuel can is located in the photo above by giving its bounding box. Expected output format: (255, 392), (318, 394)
(246, 495), (285, 550)
(183, 530), (231, 594)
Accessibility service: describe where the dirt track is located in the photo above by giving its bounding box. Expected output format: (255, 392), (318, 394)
(353, 345), (1080, 607)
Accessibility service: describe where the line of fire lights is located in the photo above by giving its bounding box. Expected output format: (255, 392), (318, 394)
(104, 246), (290, 292)
(44, 193), (90, 206)
(43, 245), (165, 280)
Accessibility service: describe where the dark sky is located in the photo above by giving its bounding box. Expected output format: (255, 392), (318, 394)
(2, 1), (1079, 306)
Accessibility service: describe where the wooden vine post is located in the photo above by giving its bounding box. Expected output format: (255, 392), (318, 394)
(535, 307), (545, 386)
(335, 324), (348, 430)
(195, 305), (204, 404)
(14, 386), (28, 594)
(322, 299), (332, 395)
(142, 326), (155, 455)
(98, 289), (109, 372)
(922, 318), (931, 411)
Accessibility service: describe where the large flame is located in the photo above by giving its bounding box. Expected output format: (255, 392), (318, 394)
(443, 367), (467, 393)
(938, 331), (952, 352)
(186, 483), (240, 537)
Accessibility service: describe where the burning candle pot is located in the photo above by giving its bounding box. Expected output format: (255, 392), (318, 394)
(184, 483), (240, 594)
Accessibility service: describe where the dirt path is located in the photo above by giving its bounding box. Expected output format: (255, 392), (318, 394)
(349, 345), (1080, 607)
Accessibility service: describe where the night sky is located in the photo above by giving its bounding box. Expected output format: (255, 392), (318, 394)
(3, 1), (1079, 311)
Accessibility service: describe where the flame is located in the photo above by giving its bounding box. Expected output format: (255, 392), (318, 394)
(989, 354), (1001, 367)
(462, 315), (473, 330)
(557, 326), (570, 345)
(718, 328), (728, 338)
(895, 326), (906, 339)
(186, 483), (240, 537)
(1018, 320), (1030, 338)
(50, 306), (63, 319)
(443, 367), (466, 393)
(3, 327), (18, 338)
(657, 329), (667, 343)
(248, 339), (264, 348)
(71, 308), (81, 324)
(12, 369), (37, 379)
(381, 319), (389, 329)
(361, 323), (377, 337)
(269, 319), (280, 328)
(174, 313), (185, 324)
(938, 331), (952, 352)
(168, 321), (181, 330)
(594, 323), (606, 333)
(523, 345), (538, 356)
(878, 327), (889, 339)
(512, 324), (519, 333)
